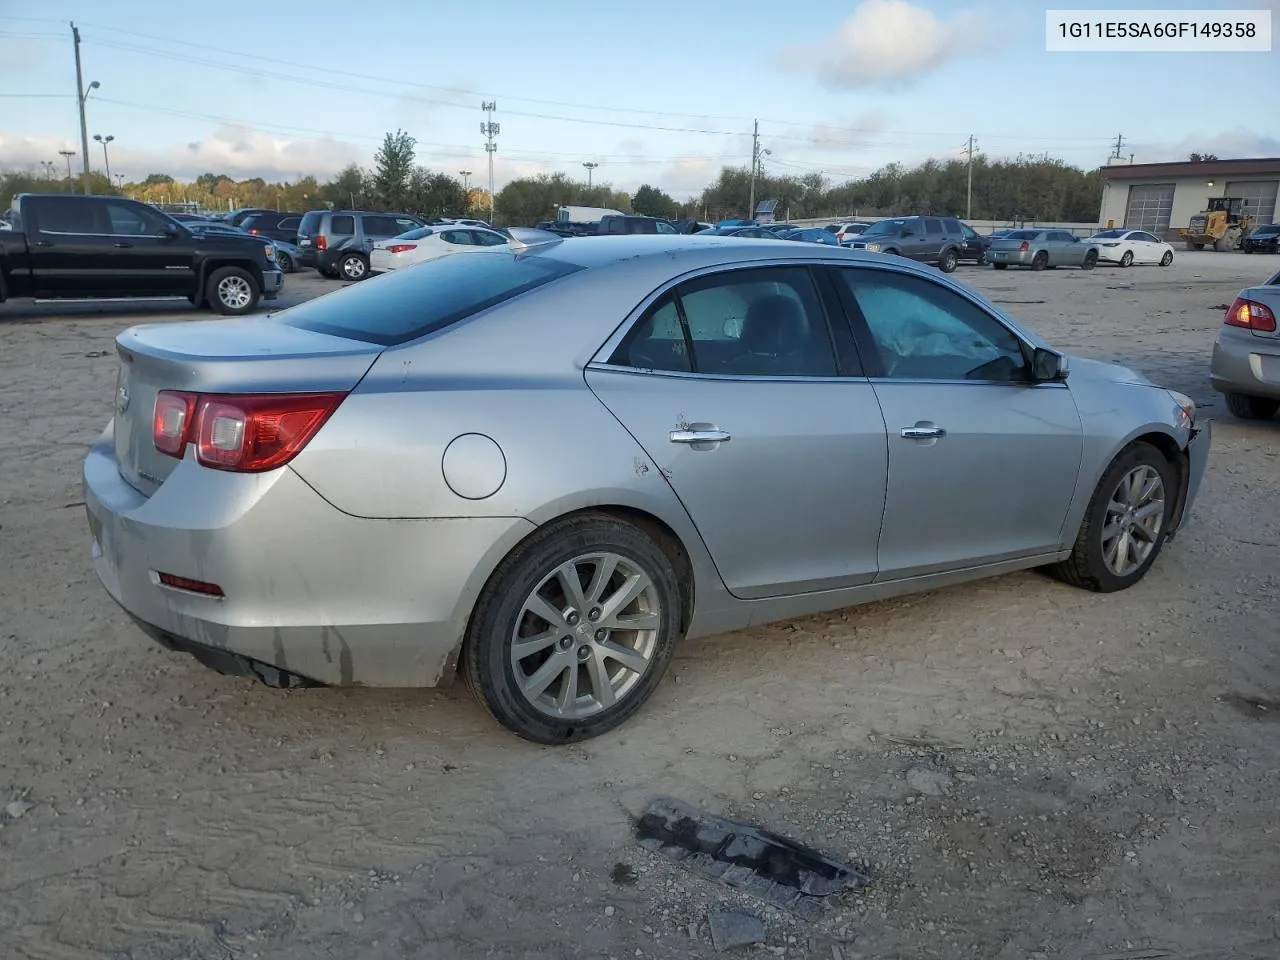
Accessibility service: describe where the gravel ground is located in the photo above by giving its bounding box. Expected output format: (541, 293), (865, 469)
(1, 254), (1278, 960)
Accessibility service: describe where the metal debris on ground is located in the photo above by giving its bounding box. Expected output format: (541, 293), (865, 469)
(706, 908), (766, 952)
(635, 796), (872, 920)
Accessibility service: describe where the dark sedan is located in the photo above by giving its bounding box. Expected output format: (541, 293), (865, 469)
(1244, 224), (1280, 254)
(778, 227), (840, 246)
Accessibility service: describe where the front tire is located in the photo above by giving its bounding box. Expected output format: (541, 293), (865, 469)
(276, 251), (294, 273)
(1159, 250), (1173, 267)
(338, 253), (369, 281)
(1226, 392), (1280, 420)
(206, 266), (261, 316)
(1047, 442), (1174, 593)
(462, 514), (684, 744)
(937, 248), (958, 273)
(1119, 250), (1134, 267)
(975, 249), (988, 266)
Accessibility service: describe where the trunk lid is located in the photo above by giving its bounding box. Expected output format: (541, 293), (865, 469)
(112, 319), (381, 496)
(991, 237), (1031, 251)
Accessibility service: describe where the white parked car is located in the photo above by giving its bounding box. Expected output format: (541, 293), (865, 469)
(369, 225), (510, 274)
(1084, 229), (1175, 267)
(826, 221), (871, 245)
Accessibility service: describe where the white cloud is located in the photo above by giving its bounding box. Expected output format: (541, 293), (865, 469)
(779, 0), (993, 91)
(1133, 129), (1280, 163)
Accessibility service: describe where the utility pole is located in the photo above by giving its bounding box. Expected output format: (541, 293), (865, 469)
(1110, 133), (1125, 161)
(71, 23), (94, 195)
(582, 161), (598, 188)
(481, 101), (499, 222)
(748, 119), (759, 221)
(965, 134), (978, 220)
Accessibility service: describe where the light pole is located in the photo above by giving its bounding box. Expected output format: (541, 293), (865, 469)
(114, 173), (124, 194)
(459, 169), (472, 214)
(93, 134), (114, 184)
(58, 149), (76, 189)
(582, 161), (599, 189)
(40, 160), (56, 182)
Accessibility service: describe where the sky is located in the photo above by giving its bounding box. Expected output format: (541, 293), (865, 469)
(1, 0), (1277, 198)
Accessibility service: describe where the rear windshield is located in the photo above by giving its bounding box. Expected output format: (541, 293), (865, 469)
(298, 211), (322, 235)
(274, 250), (585, 346)
(395, 226), (435, 240)
(1005, 230), (1040, 239)
(1090, 229), (1126, 238)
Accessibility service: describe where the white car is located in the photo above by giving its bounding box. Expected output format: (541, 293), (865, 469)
(826, 221), (870, 245)
(1084, 229), (1175, 267)
(369, 225), (509, 274)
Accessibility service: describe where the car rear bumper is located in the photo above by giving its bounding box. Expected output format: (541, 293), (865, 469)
(83, 426), (535, 688)
(1092, 249), (1127, 263)
(1209, 328), (1280, 400)
(990, 250), (1029, 264)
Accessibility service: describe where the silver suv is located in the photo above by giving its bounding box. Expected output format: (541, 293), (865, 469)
(296, 210), (425, 280)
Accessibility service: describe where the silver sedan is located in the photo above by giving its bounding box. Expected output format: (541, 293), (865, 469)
(1209, 266), (1280, 420)
(84, 236), (1211, 743)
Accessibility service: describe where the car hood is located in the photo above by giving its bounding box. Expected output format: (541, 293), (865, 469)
(1064, 354), (1155, 387)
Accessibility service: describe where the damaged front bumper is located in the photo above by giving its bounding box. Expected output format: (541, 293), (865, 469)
(1168, 420), (1211, 538)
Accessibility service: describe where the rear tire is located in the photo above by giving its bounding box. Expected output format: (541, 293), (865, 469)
(1047, 442), (1175, 593)
(1031, 251), (1049, 271)
(206, 266), (260, 316)
(461, 513), (684, 744)
(338, 253), (369, 281)
(1191, 242), (1205, 250)
(1226, 392), (1280, 420)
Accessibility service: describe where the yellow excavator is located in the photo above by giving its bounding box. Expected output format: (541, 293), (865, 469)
(1182, 197), (1254, 251)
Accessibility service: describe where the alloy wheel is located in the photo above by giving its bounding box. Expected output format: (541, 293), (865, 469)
(217, 275), (252, 309)
(342, 256), (366, 279)
(1101, 465), (1165, 577)
(510, 552), (661, 719)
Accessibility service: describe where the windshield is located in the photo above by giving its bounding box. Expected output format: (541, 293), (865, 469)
(861, 219), (907, 237)
(274, 249), (585, 346)
(1090, 229), (1126, 239)
(1253, 224), (1280, 235)
(394, 227), (435, 240)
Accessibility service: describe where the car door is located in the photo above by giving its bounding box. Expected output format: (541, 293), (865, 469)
(26, 195), (116, 297)
(1047, 231), (1078, 265)
(102, 199), (196, 295)
(958, 221), (985, 260)
(831, 265), (1083, 579)
(1134, 231), (1161, 262)
(585, 264), (889, 600)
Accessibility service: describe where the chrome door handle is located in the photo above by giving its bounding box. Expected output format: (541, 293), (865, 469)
(901, 425), (946, 440)
(113, 242), (133, 248)
(670, 429), (731, 444)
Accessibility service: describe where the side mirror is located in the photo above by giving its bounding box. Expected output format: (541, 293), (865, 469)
(1031, 347), (1069, 381)
(161, 223), (182, 238)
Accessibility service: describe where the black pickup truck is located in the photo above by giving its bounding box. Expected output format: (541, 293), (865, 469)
(0, 194), (284, 315)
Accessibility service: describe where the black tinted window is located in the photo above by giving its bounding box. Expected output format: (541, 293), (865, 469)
(105, 201), (169, 236)
(923, 218), (943, 235)
(34, 197), (102, 233)
(276, 251), (584, 346)
(328, 215), (355, 235)
(361, 216), (404, 236)
(611, 266), (837, 378)
(942, 219), (962, 238)
(839, 268), (1027, 382)
(299, 211), (323, 235)
(277, 217), (301, 230)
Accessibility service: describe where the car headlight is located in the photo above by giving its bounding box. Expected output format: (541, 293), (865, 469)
(264, 244), (277, 260)
(864, 242), (881, 252)
(1168, 390), (1195, 429)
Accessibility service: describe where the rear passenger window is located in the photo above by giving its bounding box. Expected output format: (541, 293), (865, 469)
(34, 197), (102, 234)
(278, 217), (301, 231)
(610, 267), (837, 378)
(363, 216), (402, 236)
(656, 221), (677, 234)
(328, 215), (354, 235)
(923, 218), (943, 235)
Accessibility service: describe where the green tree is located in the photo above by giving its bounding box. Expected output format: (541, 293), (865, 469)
(322, 164), (368, 209)
(632, 184), (679, 219)
(142, 172), (174, 186)
(405, 169), (466, 218)
(371, 129), (416, 210)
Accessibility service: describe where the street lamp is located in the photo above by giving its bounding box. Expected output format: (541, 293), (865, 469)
(76, 79), (99, 194)
(458, 169), (472, 214)
(58, 149), (77, 189)
(40, 160), (55, 181)
(94, 134), (115, 184)
(583, 161), (599, 188)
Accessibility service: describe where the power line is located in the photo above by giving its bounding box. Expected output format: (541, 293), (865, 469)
(74, 29), (1116, 149)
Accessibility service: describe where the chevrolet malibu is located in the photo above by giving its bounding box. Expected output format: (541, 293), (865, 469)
(84, 236), (1211, 744)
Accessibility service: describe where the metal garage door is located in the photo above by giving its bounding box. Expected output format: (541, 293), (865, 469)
(1225, 180), (1278, 224)
(1124, 184), (1175, 234)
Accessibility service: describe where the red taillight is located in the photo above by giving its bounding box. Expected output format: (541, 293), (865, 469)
(315, 234), (328, 251)
(1225, 296), (1277, 333)
(1019, 240), (1029, 252)
(247, 228), (260, 235)
(152, 391), (346, 472)
(153, 390), (197, 456)
(386, 243), (417, 254)
(156, 572), (225, 597)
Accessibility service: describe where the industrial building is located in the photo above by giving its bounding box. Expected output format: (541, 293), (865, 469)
(1098, 157), (1280, 239)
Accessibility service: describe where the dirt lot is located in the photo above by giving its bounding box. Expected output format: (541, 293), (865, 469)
(2, 254), (1278, 960)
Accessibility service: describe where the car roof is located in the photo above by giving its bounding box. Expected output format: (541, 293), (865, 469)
(513, 233), (888, 271)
